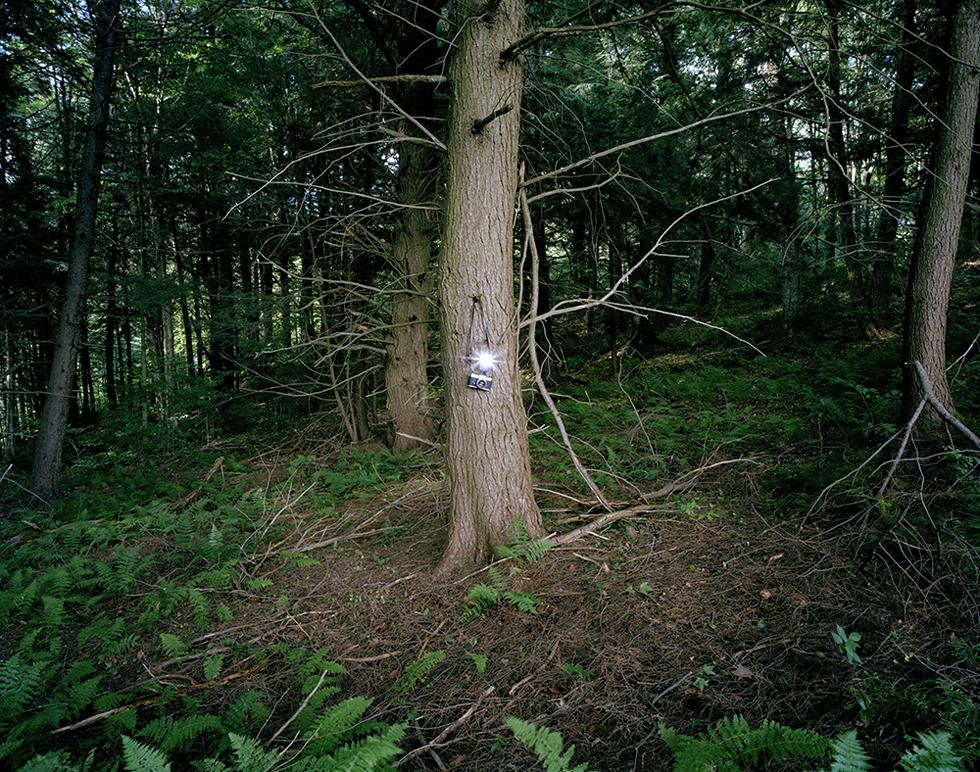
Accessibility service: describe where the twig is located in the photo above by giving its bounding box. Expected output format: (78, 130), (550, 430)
(471, 104), (513, 134)
(395, 686), (495, 767)
(876, 398), (926, 498)
(550, 503), (659, 547)
(520, 170), (612, 512)
(269, 668), (331, 743)
(52, 666), (263, 734)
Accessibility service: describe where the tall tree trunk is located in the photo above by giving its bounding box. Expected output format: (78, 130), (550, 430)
(386, 102), (437, 451)
(901, 0), (980, 428)
(79, 310), (94, 420)
(824, 0), (863, 303)
(31, 0), (120, 498)
(4, 328), (15, 459)
(438, 0), (542, 572)
(105, 226), (118, 405)
(872, 0), (917, 327)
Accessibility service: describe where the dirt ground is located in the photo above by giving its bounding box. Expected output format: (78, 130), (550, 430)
(180, 469), (974, 771)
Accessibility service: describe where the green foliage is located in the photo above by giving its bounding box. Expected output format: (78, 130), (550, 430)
(495, 521), (551, 564)
(228, 733), (278, 771)
(395, 651), (445, 695)
(504, 717), (591, 772)
(898, 732), (961, 772)
(828, 730), (872, 771)
(461, 568), (540, 622)
(467, 653), (488, 673)
(121, 736), (173, 772)
(658, 715), (830, 771)
(833, 625), (863, 665)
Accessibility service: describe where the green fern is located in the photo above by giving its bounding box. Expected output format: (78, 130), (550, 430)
(158, 633), (188, 660)
(462, 568), (540, 621)
(505, 717), (591, 772)
(228, 732), (279, 772)
(899, 731), (961, 772)
(461, 583), (499, 622)
(316, 723), (406, 771)
(495, 521), (551, 564)
(0, 654), (47, 727)
(659, 715), (829, 771)
(160, 714), (225, 753)
(304, 696), (374, 755)
(502, 590), (540, 614)
(828, 730), (872, 771)
(121, 736), (172, 772)
(394, 650), (445, 694)
(203, 653), (224, 681)
(223, 691), (268, 734)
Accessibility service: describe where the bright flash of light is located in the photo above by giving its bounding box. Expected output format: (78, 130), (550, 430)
(476, 351), (495, 370)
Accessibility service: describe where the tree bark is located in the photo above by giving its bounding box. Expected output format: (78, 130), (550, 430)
(901, 0), (980, 428)
(871, 0), (917, 327)
(30, 0), (121, 498)
(438, 0), (542, 572)
(824, 0), (863, 302)
(386, 79), (438, 452)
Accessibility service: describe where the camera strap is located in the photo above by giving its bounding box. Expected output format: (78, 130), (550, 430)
(467, 296), (491, 358)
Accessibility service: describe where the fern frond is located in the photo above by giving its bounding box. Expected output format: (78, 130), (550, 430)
(829, 730), (871, 772)
(121, 736), (172, 772)
(158, 633), (188, 660)
(159, 713), (225, 752)
(18, 750), (78, 771)
(0, 654), (47, 726)
(504, 717), (591, 772)
(461, 583), (499, 622)
(223, 691), (267, 734)
(899, 731), (961, 772)
(320, 723), (406, 772)
(228, 732), (279, 772)
(203, 653), (224, 681)
(660, 715), (829, 772)
(394, 651), (445, 694)
(502, 590), (539, 614)
(304, 696), (373, 755)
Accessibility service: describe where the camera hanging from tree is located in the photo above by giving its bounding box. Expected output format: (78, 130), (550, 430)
(467, 296), (494, 392)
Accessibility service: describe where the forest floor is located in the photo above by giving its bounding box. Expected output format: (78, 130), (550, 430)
(2, 293), (979, 770)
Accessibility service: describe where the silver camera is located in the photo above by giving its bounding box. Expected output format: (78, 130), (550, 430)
(467, 372), (493, 392)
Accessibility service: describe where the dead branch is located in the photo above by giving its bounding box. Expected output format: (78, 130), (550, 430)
(52, 665), (265, 735)
(913, 360), (980, 448)
(520, 170), (613, 512)
(395, 686), (495, 767)
(549, 503), (660, 547)
(311, 74), (447, 89)
(500, 8), (665, 63)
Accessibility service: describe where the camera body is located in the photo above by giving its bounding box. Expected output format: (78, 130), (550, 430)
(467, 371), (493, 392)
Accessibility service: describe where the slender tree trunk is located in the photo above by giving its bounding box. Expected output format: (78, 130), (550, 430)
(438, 0), (542, 572)
(824, 0), (863, 302)
(901, 0), (980, 428)
(105, 228), (118, 405)
(79, 310), (94, 420)
(4, 328), (15, 459)
(872, 0), (917, 327)
(386, 102), (437, 451)
(172, 226), (195, 376)
(31, 0), (120, 498)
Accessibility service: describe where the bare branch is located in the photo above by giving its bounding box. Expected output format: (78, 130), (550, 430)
(520, 170), (612, 513)
(912, 361), (980, 448)
(311, 74), (447, 89)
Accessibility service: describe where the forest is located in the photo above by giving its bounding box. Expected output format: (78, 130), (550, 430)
(1, 0), (979, 768)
